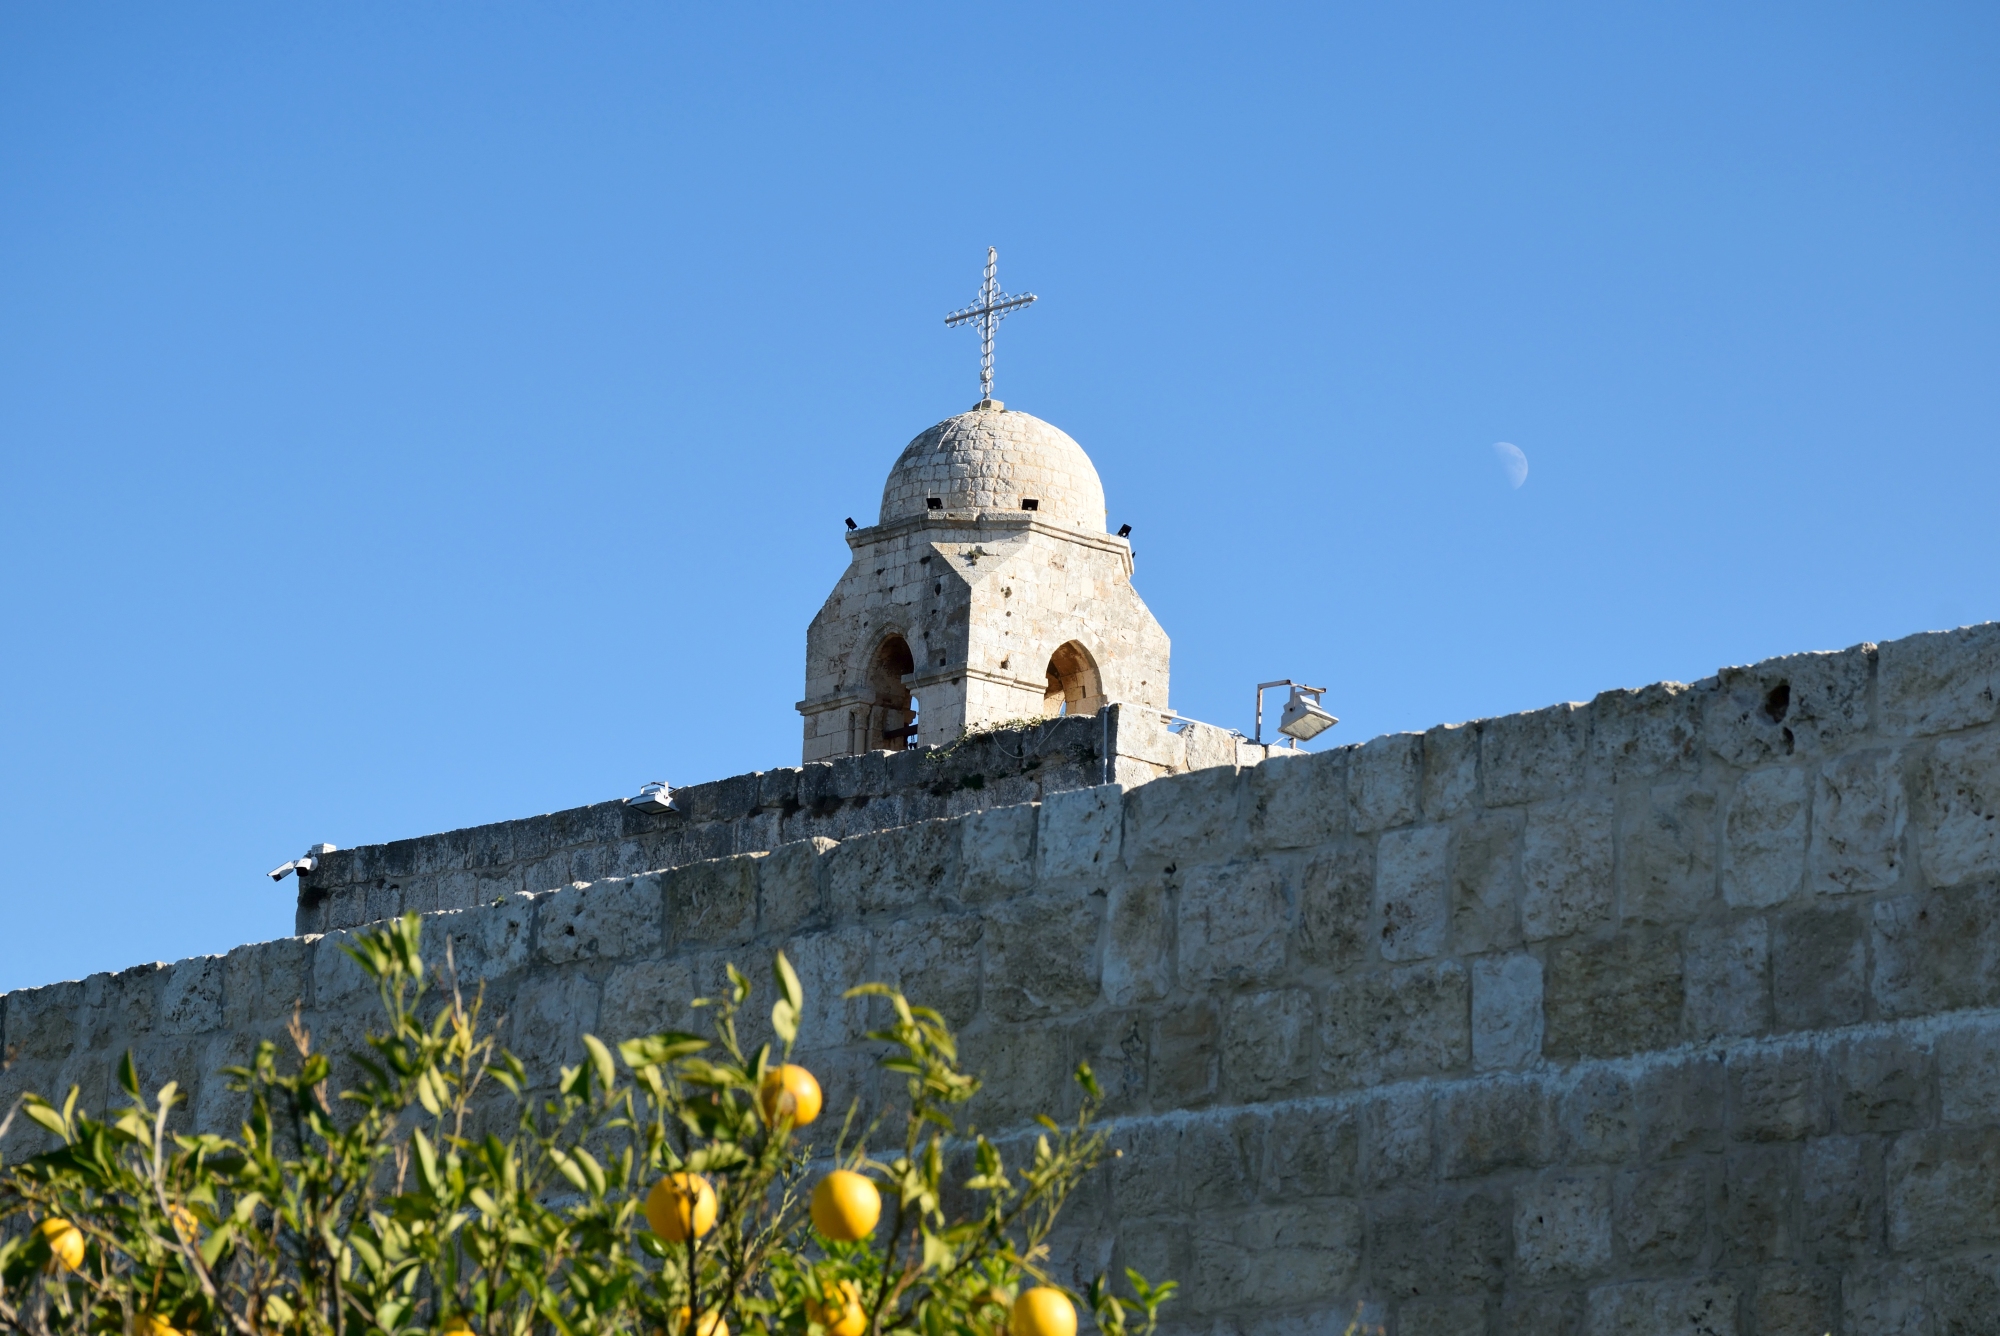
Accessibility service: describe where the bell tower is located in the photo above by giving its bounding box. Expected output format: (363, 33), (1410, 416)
(796, 401), (1170, 762)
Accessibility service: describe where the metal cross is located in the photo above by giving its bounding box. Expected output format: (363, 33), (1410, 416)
(944, 247), (1036, 406)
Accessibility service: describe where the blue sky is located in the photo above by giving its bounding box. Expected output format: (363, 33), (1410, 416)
(2, 4), (1995, 992)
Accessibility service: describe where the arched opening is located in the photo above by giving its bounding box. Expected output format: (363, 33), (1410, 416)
(861, 634), (917, 751)
(1043, 640), (1105, 718)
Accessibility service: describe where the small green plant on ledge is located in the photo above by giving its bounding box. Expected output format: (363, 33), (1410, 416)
(0, 914), (1174, 1336)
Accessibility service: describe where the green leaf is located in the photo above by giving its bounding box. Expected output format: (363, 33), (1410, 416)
(582, 1033), (617, 1097)
(774, 950), (803, 1011)
(618, 1033), (709, 1068)
(413, 1128), (442, 1194)
(771, 999), (799, 1046)
(23, 1100), (67, 1138)
(117, 1051), (141, 1100)
(548, 1148), (590, 1194)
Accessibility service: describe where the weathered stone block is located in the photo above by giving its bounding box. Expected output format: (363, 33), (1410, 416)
(1722, 766), (1808, 909)
(1557, 1067), (1638, 1166)
(1810, 749), (1908, 896)
(1221, 988), (1313, 1101)
(1190, 1200), (1363, 1310)
(1937, 1018), (2000, 1126)
(221, 937), (312, 1033)
(1366, 1187), (1508, 1298)
(1752, 1264), (1836, 1336)
(1498, 1288), (1584, 1336)
(1800, 1135), (1882, 1264)
(1841, 1261), (1931, 1336)
(1832, 1032), (1934, 1133)
(1542, 928), (1682, 1060)
(539, 873), (666, 963)
(1591, 680), (1703, 782)
(1870, 887), (2000, 1019)
(1358, 1081), (1433, 1188)
(1684, 916), (1769, 1041)
(598, 954), (706, 1043)
(983, 896), (1099, 1022)
(1514, 1173), (1612, 1283)
(1482, 701), (1587, 808)
(1472, 952), (1544, 1070)
(1452, 811), (1523, 955)
(880, 913), (984, 1027)
(1614, 1163), (1708, 1267)
(1064, 1008), (1148, 1115)
(1348, 733), (1422, 833)
(1583, 1279), (1737, 1336)
(1521, 794), (1614, 942)
(666, 853), (760, 949)
(1708, 645), (1873, 767)
(1422, 721), (1480, 821)
(1618, 782), (1718, 924)
(1173, 1108), (1266, 1213)
(1263, 1100), (1358, 1199)
(311, 930), (372, 1008)
(1377, 826), (1449, 961)
(159, 955), (224, 1035)
(1295, 844), (1371, 972)
(962, 1020), (1076, 1126)
(1102, 874), (1171, 1006)
(1037, 784), (1123, 885)
(1248, 748), (1344, 850)
(1718, 1144), (1796, 1264)
(1929, 1252), (2000, 1335)
(1149, 1000), (1219, 1106)
(506, 968), (599, 1087)
(1770, 906), (1866, 1031)
(1319, 961), (1470, 1090)
(1436, 1075), (1557, 1178)
(957, 802), (1036, 902)
(1395, 1295), (1488, 1336)
(1886, 1128), (2000, 1253)
(1878, 621), (2000, 737)
(1919, 730), (2000, 888)
(757, 836), (835, 940)
(826, 819), (958, 918)
(1727, 1044), (1830, 1143)
(1176, 860), (1290, 992)
(1634, 1052), (1727, 1160)
(427, 895), (534, 984)
(1123, 766), (1243, 870)
(785, 928), (874, 1050)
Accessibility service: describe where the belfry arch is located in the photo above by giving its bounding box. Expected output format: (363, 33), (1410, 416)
(853, 633), (917, 753)
(1043, 640), (1105, 718)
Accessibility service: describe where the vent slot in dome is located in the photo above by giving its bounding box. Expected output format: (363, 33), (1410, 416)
(1020, 498), (1039, 511)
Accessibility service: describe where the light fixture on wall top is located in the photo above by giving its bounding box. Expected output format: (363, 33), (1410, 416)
(269, 843), (337, 881)
(628, 780), (674, 814)
(1254, 680), (1339, 747)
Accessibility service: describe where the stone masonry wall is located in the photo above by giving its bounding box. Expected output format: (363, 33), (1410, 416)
(297, 706), (1268, 936)
(7, 623), (2000, 1334)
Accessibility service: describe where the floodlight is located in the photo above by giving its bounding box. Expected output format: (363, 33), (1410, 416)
(629, 780), (674, 814)
(1278, 686), (1339, 742)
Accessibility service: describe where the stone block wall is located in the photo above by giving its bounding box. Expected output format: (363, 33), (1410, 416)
(7, 622), (2000, 1334)
(296, 707), (1271, 936)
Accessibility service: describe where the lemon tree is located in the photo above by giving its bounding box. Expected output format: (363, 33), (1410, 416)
(0, 914), (1174, 1336)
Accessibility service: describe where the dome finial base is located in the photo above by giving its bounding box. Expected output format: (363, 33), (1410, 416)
(973, 398), (1004, 412)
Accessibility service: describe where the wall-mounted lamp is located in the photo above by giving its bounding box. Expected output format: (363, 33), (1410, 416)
(269, 843), (338, 882)
(845, 517), (858, 531)
(1117, 524), (1133, 538)
(1254, 680), (1339, 747)
(628, 780), (674, 814)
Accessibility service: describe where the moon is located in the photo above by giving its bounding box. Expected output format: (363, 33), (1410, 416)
(1493, 441), (1528, 489)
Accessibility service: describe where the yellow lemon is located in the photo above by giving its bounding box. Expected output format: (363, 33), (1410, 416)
(807, 1279), (868, 1336)
(759, 1065), (824, 1129)
(140, 1315), (179, 1336)
(671, 1306), (728, 1336)
(809, 1170), (880, 1242)
(1009, 1288), (1075, 1336)
(165, 1204), (199, 1245)
(441, 1318), (475, 1336)
(37, 1218), (84, 1272)
(646, 1173), (718, 1243)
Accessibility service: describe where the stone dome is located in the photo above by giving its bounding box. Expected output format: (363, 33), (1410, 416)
(879, 405), (1106, 531)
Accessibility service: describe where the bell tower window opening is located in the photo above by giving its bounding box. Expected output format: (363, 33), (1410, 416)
(1043, 640), (1105, 719)
(866, 634), (919, 751)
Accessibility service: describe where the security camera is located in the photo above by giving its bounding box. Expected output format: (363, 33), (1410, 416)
(269, 843), (337, 882)
(268, 860), (299, 882)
